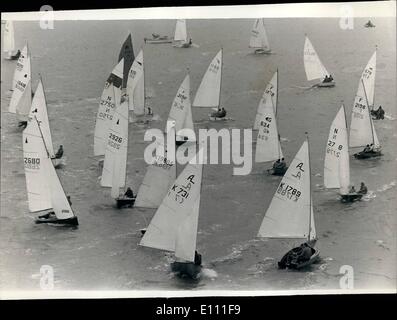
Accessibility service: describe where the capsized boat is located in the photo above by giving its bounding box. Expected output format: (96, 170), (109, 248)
(349, 50), (382, 159)
(249, 18), (271, 54)
(304, 35), (335, 87)
(23, 117), (78, 226)
(173, 19), (192, 48)
(140, 147), (204, 279)
(257, 138), (319, 269)
(324, 105), (363, 203)
(9, 44), (32, 126)
(254, 70), (286, 176)
(94, 59), (124, 156)
(118, 33), (135, 89)
(3, 20), (18, 60)
(193, 49), (226, 120)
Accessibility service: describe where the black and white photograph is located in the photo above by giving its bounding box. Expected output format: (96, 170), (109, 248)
(0, 1), (396, 301)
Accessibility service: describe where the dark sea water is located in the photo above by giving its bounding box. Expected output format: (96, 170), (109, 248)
(1, 17), (396, 293)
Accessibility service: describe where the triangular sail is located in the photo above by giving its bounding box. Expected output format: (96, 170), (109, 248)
(140, 152), (203, 253)
(193, 49), (222, 108)
(362, 50), (377, 109)
(249, 18), (270, 50)
(29, 79), (55, 158)
(324, 105), (349, 190)
(101, 99), (129, 188)
(22, 119), (52, 213)
(126, 49), (145, 114)
(3, 20), (15, 54)
(309, 200), (316, 240)
(94, 59), (124, 156)
(304, 36), (329, 81)
(258, 140), (312, 239)
(174, 19), (187, 42)
(134, 138), (177, 208)
(118, 34), (135, 89)
(254, 70), (278, 129)
(9, 45), (32, 119)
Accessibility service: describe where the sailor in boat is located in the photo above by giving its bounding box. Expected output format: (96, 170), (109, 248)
(124, 187), (134, 199)
(322, 74), (334, 83)
(271, 158), (287, 175)
(358, 182), (368, 195)
(181, 38), (193, 48)
(11, 49), (21, 60)
(211, 107), (227, 119)
(371, 105), (385, 120)
(18, 121), (28, 129)
(171, 250), (202, 279)
(55, 145), (64, 159)
(278, 241), (316, 269)
(37, 196), (74, 222)
(116, 187), (136, 209)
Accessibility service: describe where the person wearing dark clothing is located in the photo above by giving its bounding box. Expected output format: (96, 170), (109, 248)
(124, 187), (134, 199)
(55, 145), (64, 158)
(375, 106), (385, 119)
(358, 182), (368, 195)
(363, 144), (371, 153)
(273, 159), (280, 169)
(349, 186), (356, 194)
(194, 251), (202, 265)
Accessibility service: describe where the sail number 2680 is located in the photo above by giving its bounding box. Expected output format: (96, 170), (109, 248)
(24, 157), (40, 170)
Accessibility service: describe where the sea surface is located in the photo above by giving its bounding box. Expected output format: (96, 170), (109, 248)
(1, 18), (396, 293)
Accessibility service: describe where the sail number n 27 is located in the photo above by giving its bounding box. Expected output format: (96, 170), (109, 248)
(24, 157), (40, 170)
(277, 182), (301, 202)
(327, 140), (343, 158)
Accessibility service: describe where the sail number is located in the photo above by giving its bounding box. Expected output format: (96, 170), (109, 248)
(154, 155), (174, 170)
(327, 140), (343, 158)
(277, 182), (301, 202)
(108, 133), (122, 149)
(169, 174), (196, 204)
(24, 157), (40, 170)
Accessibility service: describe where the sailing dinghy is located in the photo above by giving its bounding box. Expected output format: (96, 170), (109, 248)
(94, 59), (124, 157)
(258, 138), (319, 269)
(193, 49), (227, 121)
(254, 70), (286, 175)
(3, 21), (19, 60)
(23, 117), (78, 226)
(324, 105), (363, 203)
(249, 18), (271, 54)
(173, 19), (192, 48)
(304, 36), (335, 87)
(29, 78), (64, 168)
(349, 51), (382, 159)
(9, 44), (32, 127)
(140, 147), (204, 279)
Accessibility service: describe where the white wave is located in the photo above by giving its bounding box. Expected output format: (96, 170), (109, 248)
(280, 137), (290, 142)
(384, 114), (396, 121)
(377, 181), (396, 192)
(362, 191), (376, 201)
(201, 268), (218, 279)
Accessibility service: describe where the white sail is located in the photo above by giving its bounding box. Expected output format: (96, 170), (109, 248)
(255, 99), (283, 163)
(9, 45), (32, 119)
(3, 21), (15, 54)
(309, 200), (316, 241)
(135, 139), (177, 208)
(174, 19), (187, 42)
(254, 70), (278, 129)
(94, 59), (124, 156)
(29, 79), (55, 158)
(167, 74), (196, 142)
(324, 105), (349, 190)
(140, 151), (203, 253)
(258, 140), (312, 239)
(304, 36), (329, 81)
(175, 194), (200, 262)
(126, 49), (145, 114)
(249, 18), (270, 50)
(362, 50), (377, 108)
(193, 49), (222, 108)
(22, 118), (52, 213)
(101, 99), (129, 188)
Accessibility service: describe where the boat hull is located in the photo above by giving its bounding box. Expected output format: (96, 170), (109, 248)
(317, 81), (335, 87)
(267, 166), (288, 176)
(340, 193), (363, 203)
(254, 48), (271, 54)
(116, 197), (136, 209)
(278, 247), (320, 270)
(144, 38), (172, 44)
(35, 212), (79, 226)
(170, 261), (202, 279)
(354, 151), (382, 159)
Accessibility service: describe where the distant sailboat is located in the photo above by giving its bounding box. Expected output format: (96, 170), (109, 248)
(9, 44), (32, 126)
(94, 58), (124, 156)
(173, 19), (192, 48)
(254, 70), (286, 175)
(140, 148), (203, 279)
(258, 139), (319, 269)
(324, 105), (363, 203)
(167, 73), (196, 145)
(3, 20), (18, 60)
(304, 36), (335, 87)
(28, 78), (64, 168)
(249, 18), (271, 54)
(349, 50), (382, 159)
(118, 33), (135, 89)
(193, 49), (226, 120)
(23, 117), (78, 226)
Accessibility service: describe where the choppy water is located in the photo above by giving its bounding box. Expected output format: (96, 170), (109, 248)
(1, 18), (396, 292)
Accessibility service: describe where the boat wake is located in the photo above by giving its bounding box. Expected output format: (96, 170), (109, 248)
(384, 114), (396, 121)
(201, 268), (218, 279)
(362, 190), (376, 201)
(377, 180), (396, 192)
(210, 239), (261, 266)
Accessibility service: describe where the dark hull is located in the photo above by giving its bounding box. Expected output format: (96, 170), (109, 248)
(35, 214), (78, 226)
(354, 151), (382, 159)
(254, 48), (271, 54)
(144, 38), (172, 44)
(317, 81), (335, 87)
(341, 193), (363, 203)
(170, 261), (202, 279)
(278, 248), (320, 270)
(267, 166), (288, 176)
(116, 197), (135, 209)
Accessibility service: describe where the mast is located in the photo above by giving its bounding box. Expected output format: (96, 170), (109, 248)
(361, 78), (375, 145)
(306, 132), (312, 242)
(34, 115), (50, 158)
(276, 68), (280, 159)
(219, 47), (223, 109)
(371, 45), (378, 111)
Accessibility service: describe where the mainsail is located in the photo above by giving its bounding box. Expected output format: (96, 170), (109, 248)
(94, 59), (124, 156)
(249, 18), (270, 51)
(361, 49), (377, 109)
(9, 44), (32, 120)
(29, 79), (55, 158)
(126, 49), (145, 115)
(304, 36), (329, 81)
(192, 49), (222, 108)
(3, 20), (15, 56)
(118, 34), (135, 89)
(254, 70), (278, 130)
(101, 98), (129, 188)
(324, 105), (350, 191)
(258, 140), (315, 240)
(140, 150), (203, 261)
(174, 19), (188, 43)
(22, 118), (52, 213)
